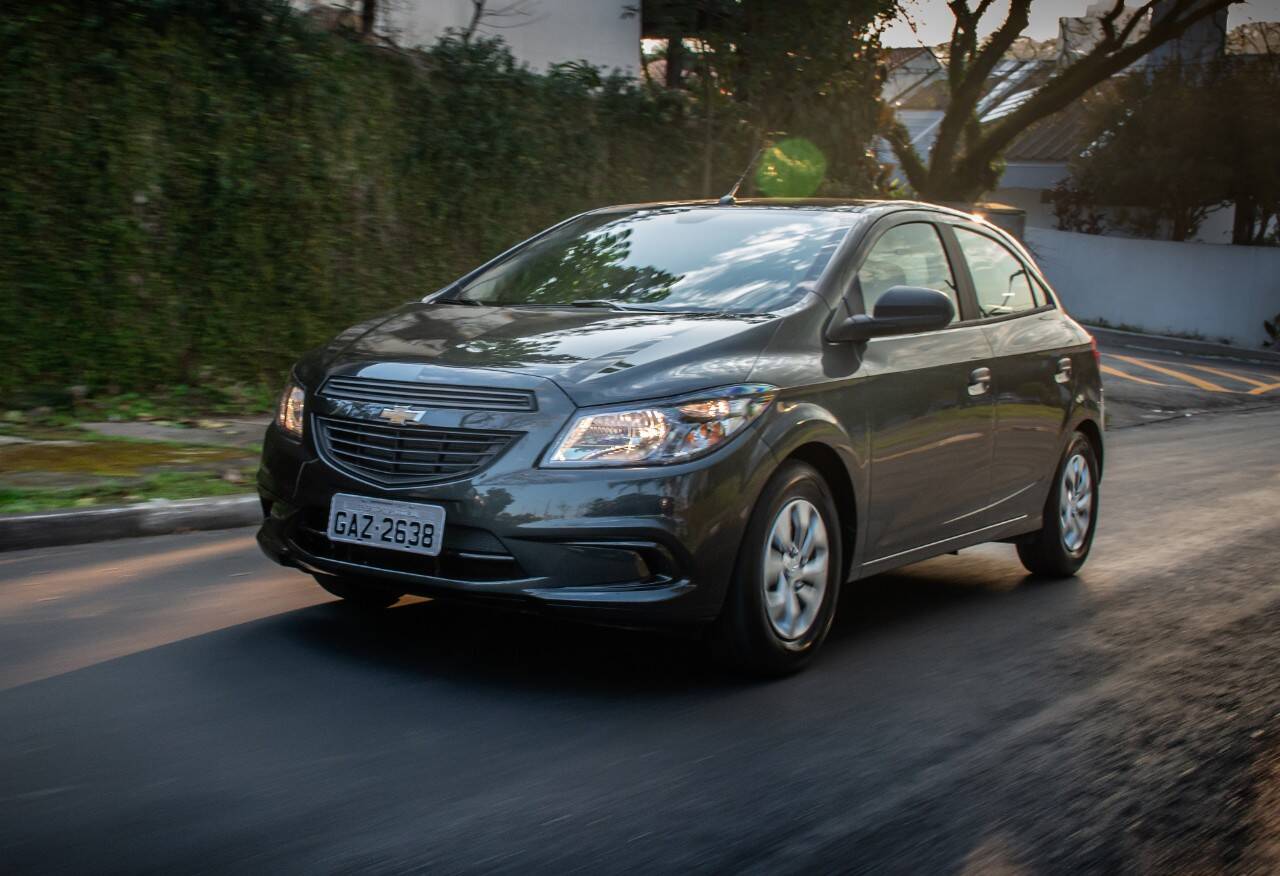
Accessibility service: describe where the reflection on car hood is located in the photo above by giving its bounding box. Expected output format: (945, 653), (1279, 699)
(320, 302), (781, 406)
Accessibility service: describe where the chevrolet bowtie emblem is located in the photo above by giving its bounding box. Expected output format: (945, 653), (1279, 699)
(377, 406), (423, 426)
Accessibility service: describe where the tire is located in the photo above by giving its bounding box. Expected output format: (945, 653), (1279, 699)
(1017, 432), (1100, 578)
(711, 460), (843, 676)
(312, 574), (403, 610)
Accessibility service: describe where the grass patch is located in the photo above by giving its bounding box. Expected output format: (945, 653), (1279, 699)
(0, 439), (248, 477)
(0, 471), (255, 515)
(3, 383), (275, 432)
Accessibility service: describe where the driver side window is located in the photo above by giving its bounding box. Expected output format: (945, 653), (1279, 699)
(857, 223), (959, 322)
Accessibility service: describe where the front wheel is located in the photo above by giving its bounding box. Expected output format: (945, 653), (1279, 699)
(312, 574), (403, 610)
(711, 460), (842, 676)
(1017, 433), (1100, 578)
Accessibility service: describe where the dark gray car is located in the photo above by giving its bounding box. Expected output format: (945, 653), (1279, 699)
(257, 199), (1104, 674)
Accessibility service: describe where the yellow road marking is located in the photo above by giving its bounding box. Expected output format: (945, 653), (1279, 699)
(1100, 364), (1169, 387)
(1248, 381), (1280, 396)
(1178, 362), (1277, 389)
(1105, 353), (1234, 393)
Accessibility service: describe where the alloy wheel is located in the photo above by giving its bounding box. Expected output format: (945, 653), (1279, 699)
(1059, 452), (1094, 555)
(762, 498), (830, 640)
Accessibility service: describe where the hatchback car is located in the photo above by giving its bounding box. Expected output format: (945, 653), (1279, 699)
(257, 199), (1103, 674)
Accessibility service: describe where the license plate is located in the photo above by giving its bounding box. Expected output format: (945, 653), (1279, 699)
(326, 493), (446, 557)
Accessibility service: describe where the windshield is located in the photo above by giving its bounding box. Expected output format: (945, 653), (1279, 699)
(452, 207), (860, 313)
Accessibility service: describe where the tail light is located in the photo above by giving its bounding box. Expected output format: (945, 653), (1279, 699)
(1089, 334), (1100, 365)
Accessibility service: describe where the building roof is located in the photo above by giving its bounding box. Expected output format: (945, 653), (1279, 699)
(1003, 101), (1094, 163)
(883, 47), (937, 72)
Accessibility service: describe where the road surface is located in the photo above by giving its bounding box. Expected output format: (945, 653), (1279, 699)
(2, 408), (1278, 874)
(1092, 331), (1280, 427)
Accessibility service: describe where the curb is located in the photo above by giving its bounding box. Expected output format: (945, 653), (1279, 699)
(1088, 327), (1280, 366)
(0, 495), (261, 553)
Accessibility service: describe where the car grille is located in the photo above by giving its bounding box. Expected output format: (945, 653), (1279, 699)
(315, 416), (517, 486)
(320, 376), (536, 412)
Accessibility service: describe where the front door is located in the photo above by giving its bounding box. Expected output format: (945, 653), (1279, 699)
(855, 221), (996, 564)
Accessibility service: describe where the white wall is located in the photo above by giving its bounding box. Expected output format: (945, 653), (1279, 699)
(1024, 227), (1280, 348)
(384, 0), (640, 74)
(989, 186), (1058, 230)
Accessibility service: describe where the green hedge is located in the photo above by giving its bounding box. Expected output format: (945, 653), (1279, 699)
(0, 0), (867, 401)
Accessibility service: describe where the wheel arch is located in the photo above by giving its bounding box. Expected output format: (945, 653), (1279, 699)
(1074, 417), (1104, 479)
(753, 404), (868, 584)
(784, 442), (859, 583)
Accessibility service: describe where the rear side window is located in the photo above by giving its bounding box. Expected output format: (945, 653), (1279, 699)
(953, 227), (1042, 318)
(856, 223), (958, 321)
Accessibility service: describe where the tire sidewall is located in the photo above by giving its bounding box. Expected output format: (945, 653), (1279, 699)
(1048, 434), (1101, 565)
(723, 460), (843, 670)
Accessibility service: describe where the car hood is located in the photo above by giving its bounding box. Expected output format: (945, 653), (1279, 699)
(316, 302), (782, 406)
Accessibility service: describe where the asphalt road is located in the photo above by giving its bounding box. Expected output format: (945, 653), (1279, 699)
(1092, 331), (1280, 427)
(3, 407), (1279, 874)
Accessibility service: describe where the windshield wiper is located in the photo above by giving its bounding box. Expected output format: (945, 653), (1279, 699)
(568, 299), (667, 312)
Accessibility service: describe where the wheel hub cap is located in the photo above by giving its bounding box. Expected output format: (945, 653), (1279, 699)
(763, 498), (830, 640)
(1059, 452), (1094, 555)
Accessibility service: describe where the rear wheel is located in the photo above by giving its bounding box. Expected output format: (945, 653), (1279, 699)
(1017, 432), (1100, 578)
(312, 574), (403, 610)
(712, 460), (842, 676)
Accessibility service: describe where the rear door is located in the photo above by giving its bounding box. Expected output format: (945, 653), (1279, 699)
(944, 222), (1076, 522)
(856, 218), (996, 565)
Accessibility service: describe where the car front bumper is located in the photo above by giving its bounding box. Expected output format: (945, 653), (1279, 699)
(255, 419), (779, 627)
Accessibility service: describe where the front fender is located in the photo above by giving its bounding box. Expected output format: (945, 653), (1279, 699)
(756, 399), (869, 572)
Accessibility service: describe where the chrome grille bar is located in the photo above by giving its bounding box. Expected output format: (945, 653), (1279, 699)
(315, 416), (517, 486)
(321, 376), (536, 412)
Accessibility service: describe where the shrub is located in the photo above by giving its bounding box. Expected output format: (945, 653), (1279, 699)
(0, 0), (750, 400)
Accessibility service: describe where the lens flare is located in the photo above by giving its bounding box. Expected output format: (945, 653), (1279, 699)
(755, 137), (827, 198)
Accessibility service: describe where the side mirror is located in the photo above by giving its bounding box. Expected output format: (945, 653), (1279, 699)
(827, 286), (956, 343)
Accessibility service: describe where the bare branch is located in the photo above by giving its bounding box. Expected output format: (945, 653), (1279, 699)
(926, 0), (1030, 191)
(1097, 0), (1128, 47)
(1114, 1), (1159, 46)
(953, 0), (1235, 194)
(881, 112), (930, 192)
(462, 0), (536, 42)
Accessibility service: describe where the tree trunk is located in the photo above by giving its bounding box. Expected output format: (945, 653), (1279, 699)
(360, 0), (376, 36)
(1171, 208), (1191, 242)
(464, 1), (485, 43)
(665, 35), (684, 89)
(1232, 196), (1258, 245)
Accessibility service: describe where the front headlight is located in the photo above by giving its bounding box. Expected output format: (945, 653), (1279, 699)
(276, 379), (306, 438)
(545, 384), (776, 467)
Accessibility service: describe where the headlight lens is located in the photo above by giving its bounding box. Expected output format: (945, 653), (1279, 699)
(276, 379), (306, 438)
(546, 385), (776, 467)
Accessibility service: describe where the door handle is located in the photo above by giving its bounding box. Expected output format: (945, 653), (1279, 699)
(968, 367), (991, 396)
(1054, 357), (1073, 384)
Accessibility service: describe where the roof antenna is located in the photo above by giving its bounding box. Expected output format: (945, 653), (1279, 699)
(718, 139), (772, 206)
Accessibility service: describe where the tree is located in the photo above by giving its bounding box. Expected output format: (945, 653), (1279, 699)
(688, 0), (897, 195)
(1221, 42), (1280, 244)
(1054, 48), (1280, 244)
(882, 0), (1239, 203)
(1059, 67), (1230, 241)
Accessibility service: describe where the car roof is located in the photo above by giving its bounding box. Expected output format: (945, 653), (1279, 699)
(584, 197), (1039, 277)
(591, 197), (981, 222)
